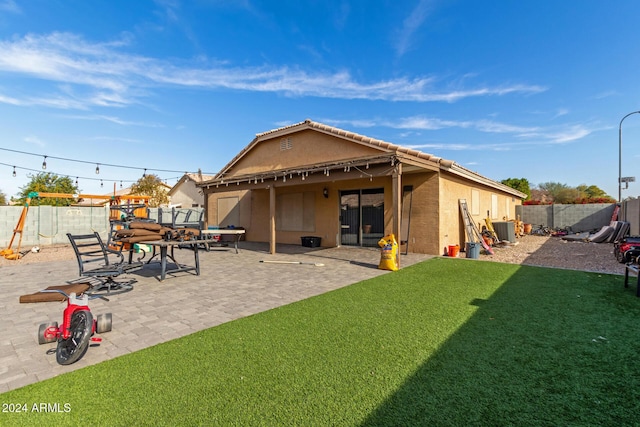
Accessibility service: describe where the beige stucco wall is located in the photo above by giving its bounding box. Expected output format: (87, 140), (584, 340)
(226, 129), (384, 177)
(399, 172), (440, 255)
(204, 171), (521, 255)
(170, 180), (205, 208)
(206, 189), (251, 230)
(203, 128), (522, 256)
(439, 174), (522, 250)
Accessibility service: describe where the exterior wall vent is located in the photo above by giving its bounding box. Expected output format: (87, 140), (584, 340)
(280, 137), (293, 151)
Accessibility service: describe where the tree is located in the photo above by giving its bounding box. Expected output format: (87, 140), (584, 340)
(501, 178), (531, 200)
(537, 182), (570, 202)
(15, 173), (79, 206)
(129, 174), (169, 207)
(554, 187), (582, 204)
(0, 190), (6, 206)
(576, 184), (608, 199)
(529, 181), (616, 204)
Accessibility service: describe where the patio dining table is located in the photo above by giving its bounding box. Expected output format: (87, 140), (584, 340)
(138, 239), (200, 281)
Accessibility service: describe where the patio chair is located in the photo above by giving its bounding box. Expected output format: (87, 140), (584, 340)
(67, 232), (143, 295)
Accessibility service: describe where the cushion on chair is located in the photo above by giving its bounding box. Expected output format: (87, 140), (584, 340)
(129, 221), (163, 231)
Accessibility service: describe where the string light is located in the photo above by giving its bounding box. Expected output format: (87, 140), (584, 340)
(143, 168), (147, 178)
(95, 164), (100, 174)
(100, 179), (104, 188)
(1, 162), (181, 189)
(42, 156), (47, 170)
(75, 177), (78, 185)
(0, 147), (213, 174)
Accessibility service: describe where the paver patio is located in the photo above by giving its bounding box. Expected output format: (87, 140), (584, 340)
(0, 242), (431, 393)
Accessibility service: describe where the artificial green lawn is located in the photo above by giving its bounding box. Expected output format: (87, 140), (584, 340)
(3, 258), (640, 426)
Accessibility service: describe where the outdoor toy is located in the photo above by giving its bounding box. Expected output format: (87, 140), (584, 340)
(614, 236), (640, 263)
(37, 290), (112, 365)
(378, 234), (399, 271)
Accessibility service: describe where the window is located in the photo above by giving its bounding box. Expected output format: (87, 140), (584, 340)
(491, 194), (498, 219)
(471, 190), (480, 215)
(276, 192), (315, 232)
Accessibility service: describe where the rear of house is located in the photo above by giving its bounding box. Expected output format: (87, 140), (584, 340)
(200, 120), (525, 256)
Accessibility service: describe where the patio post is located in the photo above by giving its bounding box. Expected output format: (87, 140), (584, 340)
(269, 185), (276, 254)
(392, 163), (402, 268)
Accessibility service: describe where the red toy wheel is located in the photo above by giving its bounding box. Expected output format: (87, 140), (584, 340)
(56, 310), (93, 365)
(38, 322), (58, 345)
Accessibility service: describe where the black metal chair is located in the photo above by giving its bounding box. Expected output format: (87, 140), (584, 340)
(67, 232), (143, 295)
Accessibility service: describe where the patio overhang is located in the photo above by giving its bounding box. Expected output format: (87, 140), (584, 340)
(199, 153), (400, 192)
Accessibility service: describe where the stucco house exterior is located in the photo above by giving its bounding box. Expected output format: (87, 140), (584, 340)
(169, 171), (215, 208)
(199, 120), (526, 259)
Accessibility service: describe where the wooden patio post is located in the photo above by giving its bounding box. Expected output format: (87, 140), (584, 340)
(392, 163), (402, 268)
(269, 185), (276, 254)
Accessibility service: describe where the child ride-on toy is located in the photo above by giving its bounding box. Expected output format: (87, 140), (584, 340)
(614, 236), (640, 264)
(37, 290), (112, 365)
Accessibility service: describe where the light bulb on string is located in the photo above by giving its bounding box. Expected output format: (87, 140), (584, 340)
(120, 181), (123, 188)
(75, 177), (78, 186)
(42, 156), (47, 170)
(100, 179), (104, 188)
(12, 166), (16, 177)
(143, 168), (147, 178)
(95, 164), (100, 174)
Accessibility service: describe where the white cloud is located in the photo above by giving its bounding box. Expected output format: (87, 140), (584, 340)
(395, 0), (434, 57)
(61, 114), (164, 127)
(0, 32), (547, 109)
(0, 0), (20, 13)
(331, 115), (599, 150)
(23, 135), (45, 147)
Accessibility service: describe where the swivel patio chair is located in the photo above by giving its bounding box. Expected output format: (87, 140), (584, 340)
(67, 232), (143, 296)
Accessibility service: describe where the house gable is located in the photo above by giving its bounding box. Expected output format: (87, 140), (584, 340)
(222, 128), (389, 178)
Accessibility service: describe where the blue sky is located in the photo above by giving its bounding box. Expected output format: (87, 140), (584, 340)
(1, 0), (640, 201)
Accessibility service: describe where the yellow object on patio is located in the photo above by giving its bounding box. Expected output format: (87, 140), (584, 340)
(377, 234), (399, 271)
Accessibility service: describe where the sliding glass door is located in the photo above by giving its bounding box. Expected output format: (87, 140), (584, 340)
(340, 188), (384, 247)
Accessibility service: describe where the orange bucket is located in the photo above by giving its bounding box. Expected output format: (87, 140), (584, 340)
(447, 244), (460, 257)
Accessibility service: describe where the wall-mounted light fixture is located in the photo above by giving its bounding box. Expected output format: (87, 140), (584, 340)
(323, 187), (329, 198)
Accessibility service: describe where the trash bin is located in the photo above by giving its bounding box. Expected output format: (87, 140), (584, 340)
(301, 236), (322, 247)
(465, 242), (480, 259)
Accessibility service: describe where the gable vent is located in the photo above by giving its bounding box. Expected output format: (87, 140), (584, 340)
(280, 137), (293, 151)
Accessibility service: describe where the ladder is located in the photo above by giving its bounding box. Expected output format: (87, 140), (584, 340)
(459, 199), (494, 255)
(459, 199), (477, 243)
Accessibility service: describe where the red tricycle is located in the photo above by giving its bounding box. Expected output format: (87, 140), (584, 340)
(37, 290), (112, 365)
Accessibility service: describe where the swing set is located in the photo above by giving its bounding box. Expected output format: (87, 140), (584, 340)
(1, 191), (150, 260)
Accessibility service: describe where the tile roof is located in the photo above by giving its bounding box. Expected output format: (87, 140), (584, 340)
(211, 119), (525, 198)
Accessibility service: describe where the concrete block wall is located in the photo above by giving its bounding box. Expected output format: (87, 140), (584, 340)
(0, 205), (111, 248)
(516, 203), (616, 233)
(621, 199), (640, 235)
(0, 206), (204, 248)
